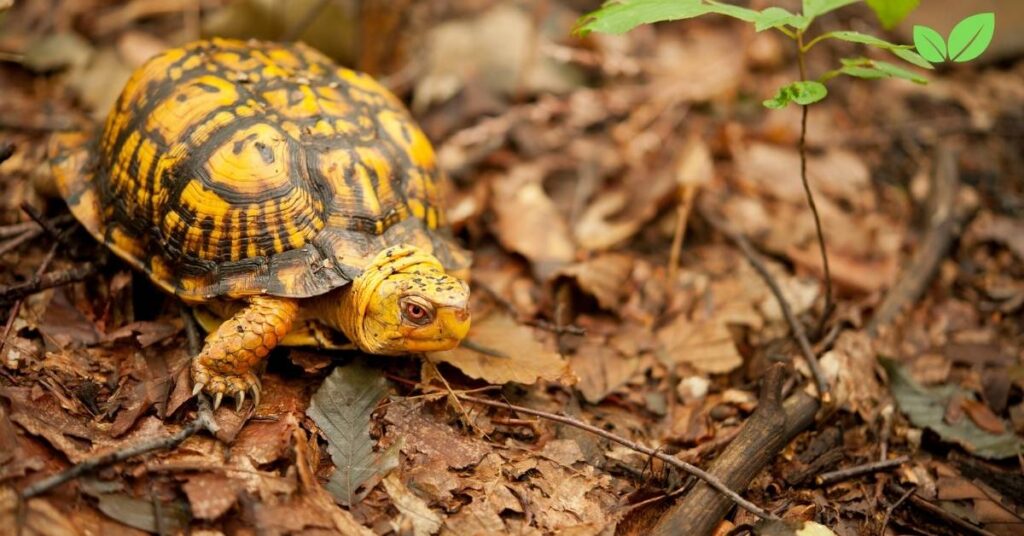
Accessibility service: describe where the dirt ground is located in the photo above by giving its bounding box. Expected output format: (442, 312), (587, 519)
(0, 1), (1022, 535)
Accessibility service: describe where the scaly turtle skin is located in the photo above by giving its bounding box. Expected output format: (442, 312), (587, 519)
(50, 38), (471, 410)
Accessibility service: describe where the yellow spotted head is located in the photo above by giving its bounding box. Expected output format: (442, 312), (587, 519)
(332, 245), (470, 355)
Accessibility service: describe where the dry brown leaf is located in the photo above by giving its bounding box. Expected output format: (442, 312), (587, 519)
(182, 474), (241, 520)
(787, 245), (898, 294)
(383, 399), (488, 470)
(414, 4), (581, 111)
(573, 168), (677, 251)
(966, 211), (1024, 260)
(491, 162), (575, 279)
(557, 253), (634, 311)
(819, 332), (883, 420)
(539, 439), (585, 467)
(430, 311), (572, 385)
(382, 472), (443, 536)
(657, 316), (743, 374)
(570, 340), (641, 403)
(961, 399), (1006, 435)
(0, 487), (80, 536)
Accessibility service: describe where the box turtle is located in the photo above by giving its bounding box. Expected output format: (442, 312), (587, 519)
(50, 38), (471, 410)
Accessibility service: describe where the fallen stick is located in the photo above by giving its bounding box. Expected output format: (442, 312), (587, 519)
(815, 455), (909, 485)
(457, 393), (778, 522)
(868, 148), (964, 333)
(649, 365), (819, 536)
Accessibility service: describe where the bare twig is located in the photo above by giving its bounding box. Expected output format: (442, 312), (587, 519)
(0, 263), (95, 303)
(0, 244), (57, 358)
(19, 409), (215, 499)
(894, 483), (998, 536)
(0, 221), (38, 240)
(650, 365), (820, 536)
(0, 227), (41, 257)
(456, 393), (777, 521)
(700, 206), (830, 401)
(868, 148), (963, 333)
(815, 455), (909, 486)
(879, 484), (916, 536)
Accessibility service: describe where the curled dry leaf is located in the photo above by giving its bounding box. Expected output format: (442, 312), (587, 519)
(574, 167), (678, 251)
(557, 253), (634, 311)
(491, 161), (575, 279)
(382, 472), (443, 536)
(430, 311), (573, 385)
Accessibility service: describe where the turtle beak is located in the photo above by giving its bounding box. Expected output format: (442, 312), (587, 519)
(437, 305), (471, 344)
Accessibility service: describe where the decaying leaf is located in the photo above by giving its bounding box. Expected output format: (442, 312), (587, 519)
(430, 311), (573, 385)
(307, 362), (390, 505)
(382, 472), (443, 536)
(882, 358), (1023, 459)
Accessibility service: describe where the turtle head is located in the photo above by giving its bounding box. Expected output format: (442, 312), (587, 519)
(336, 245), (470, 355)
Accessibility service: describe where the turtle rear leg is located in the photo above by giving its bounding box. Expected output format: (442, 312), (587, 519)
(191, 296), (298, 410)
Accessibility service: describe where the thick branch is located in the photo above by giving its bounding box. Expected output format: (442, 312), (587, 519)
(868, 148), (962, 333)
(650, 365), (820, 536)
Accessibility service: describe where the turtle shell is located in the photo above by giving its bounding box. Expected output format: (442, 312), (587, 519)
(51, 38), (469, 302)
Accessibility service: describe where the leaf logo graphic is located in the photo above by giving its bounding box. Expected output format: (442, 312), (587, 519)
(913, 12), (995, 64)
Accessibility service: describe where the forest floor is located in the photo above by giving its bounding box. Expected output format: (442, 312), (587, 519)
(0, 1), (1022, 535)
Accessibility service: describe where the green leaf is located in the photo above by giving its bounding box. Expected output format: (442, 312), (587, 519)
(825, 30), (934, 69)
(751, 6), (808, 32)
(866, 0), (919, 29)
(703, 0), (760, 23)
(890, 46), (934, 69)
(948, 12), (995, 62)
(834, 57), (927, 83)
(763, 81), (827, 109)
(308, 362), (392, 506)
(573, 0), (709, 36)
(913, 25), (946, 62)
(881, 357), (1023, 460)
(802, 0), (860, 19)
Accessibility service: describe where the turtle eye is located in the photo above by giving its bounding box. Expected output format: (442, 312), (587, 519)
(401, 299), (433, 325)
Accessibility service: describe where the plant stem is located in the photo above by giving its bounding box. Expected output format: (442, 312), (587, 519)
(796, 30), (834, 335)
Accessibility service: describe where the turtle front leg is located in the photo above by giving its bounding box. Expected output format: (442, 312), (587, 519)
(191, 296), (298, 410)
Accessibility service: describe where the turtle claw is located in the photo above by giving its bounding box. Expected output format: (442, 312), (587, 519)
(250, 382), (261, 409)
(213, 392), (224, 410)
(235, 390), (246, 412)
(192, 383), (204, 397)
